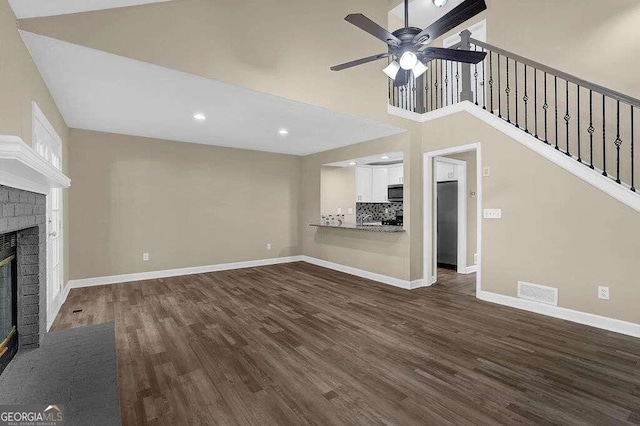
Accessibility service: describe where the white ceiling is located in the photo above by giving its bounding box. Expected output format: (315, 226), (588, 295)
(326, 152), (404, 168)
(20, 31), (405, 156)
(391, 0), (465, 29)
(8, 0), (170, 19)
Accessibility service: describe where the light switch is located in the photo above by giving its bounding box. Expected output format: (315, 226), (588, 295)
(483, 167), (490, 177)
(337, 207), (342, 214)
(483, 209), (502, 219)
(347, 208), (354, 215)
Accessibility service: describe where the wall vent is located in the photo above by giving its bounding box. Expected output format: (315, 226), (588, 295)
(517, 281), (558, 306)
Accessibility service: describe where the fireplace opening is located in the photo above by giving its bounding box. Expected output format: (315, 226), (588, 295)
(0, 232), (18, 376)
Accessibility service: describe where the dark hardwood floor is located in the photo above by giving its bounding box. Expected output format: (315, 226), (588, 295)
(52, 262), (640, 425)
(435, 267), (476, 296)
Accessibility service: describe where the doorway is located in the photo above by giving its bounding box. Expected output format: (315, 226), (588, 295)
(424, 145), (482, 296)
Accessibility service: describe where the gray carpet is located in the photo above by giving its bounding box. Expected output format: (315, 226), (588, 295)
(0, 322), (122, 426)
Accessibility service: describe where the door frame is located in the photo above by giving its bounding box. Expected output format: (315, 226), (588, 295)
(434, 156), (467, 275)
(424, 143), (482, 296)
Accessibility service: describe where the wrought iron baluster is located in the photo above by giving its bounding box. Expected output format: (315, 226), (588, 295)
(523, 65), (529, 133)
(445, 61), (449, 107)
(456, 63), (460, 104)
(577, 85), (581, 163)
(488, 51), (494, 113)
(632, 106), (636, 192)
(425, 71), (430, 112)
(450, 61), (454, 105)
(588, 90), (595, 169)
(497, 54), (502, 117)
(564, 80), (571, 156)
(543, 72), (549, 144)
(435, 60), (439, 109)
(534, 68), (538, 138)
(615, 100), (622, 184)
(506, 57), (511, 123)
(554, 76), (559, 150)
(474, 45), (479, 105)
(602, 94), (607, 176)
(481, 47), (486, 109)
(430, 61), (434, 111)
(515, 61), (519, 127)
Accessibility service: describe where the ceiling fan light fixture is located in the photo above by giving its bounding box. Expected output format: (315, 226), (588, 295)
(399, 51), (418, 70)
(383, 61), (401, 79)
(433, 0), (448, 7)
(412, 61), (428, 78)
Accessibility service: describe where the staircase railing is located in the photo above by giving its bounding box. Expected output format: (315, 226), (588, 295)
(391, 31), (640, 193)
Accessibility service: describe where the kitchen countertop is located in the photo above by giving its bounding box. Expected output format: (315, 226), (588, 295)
(309, 223), (405, 233)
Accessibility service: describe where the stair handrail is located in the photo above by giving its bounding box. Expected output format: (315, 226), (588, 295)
(468, 38), (640, 108)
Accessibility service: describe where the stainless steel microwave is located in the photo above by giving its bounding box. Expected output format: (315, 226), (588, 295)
(388, 184), (403, 202)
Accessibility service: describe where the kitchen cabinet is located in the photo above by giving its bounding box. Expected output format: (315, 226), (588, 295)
(436, 162), (457, 182)
(372, 168), (388, 202)
(356, 167), (373, 202)
(388, 165), (404, 185)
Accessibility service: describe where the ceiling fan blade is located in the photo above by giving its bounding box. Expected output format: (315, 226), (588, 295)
(412, 0), (487, 45)
(330, 53), (390, 71)
(345, 14), (402, 47)
(394, 69), (410, 87)
(422, 47), (487, 64)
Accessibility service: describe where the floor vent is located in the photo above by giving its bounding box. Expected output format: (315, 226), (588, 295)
(517, 281), (558, 306)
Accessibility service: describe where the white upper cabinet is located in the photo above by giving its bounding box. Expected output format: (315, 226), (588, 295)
(388, 165), (404, 185)
(436, 162), (457, 182)
(372, 168), (389, 202)
(356, 167), (373, 202)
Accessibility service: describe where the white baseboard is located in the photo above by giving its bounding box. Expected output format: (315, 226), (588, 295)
(301, 256), (422, 290)
(478, 290), (640, 338)
(463, 265), (478, 274)
(47, 282), (71, 331)
(68, 256), (304, 288)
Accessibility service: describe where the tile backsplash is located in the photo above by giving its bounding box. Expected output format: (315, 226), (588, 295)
(356, 202), (403, 221)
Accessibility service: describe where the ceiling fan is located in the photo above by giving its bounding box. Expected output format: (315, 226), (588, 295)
(331, 0), (487, 87)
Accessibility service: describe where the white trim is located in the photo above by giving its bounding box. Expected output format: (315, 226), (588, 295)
(402, 101), (640, 213)
(443, 19), (487, 48)
(69, 256), (305, 288)
(301, 256), (422, 290)
(67, 256), (424, 291)
(0, 135), (70, 194)
(434, 156), (468, 274)
(464, 266), (478, 274)
(424, 144), (483, 295)
(32, 102), (62, 150)
(478, 290), (640, 338)
(47, 282), (70, 331)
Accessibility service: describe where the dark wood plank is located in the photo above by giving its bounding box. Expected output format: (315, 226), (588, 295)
(51, 262), (640, 425)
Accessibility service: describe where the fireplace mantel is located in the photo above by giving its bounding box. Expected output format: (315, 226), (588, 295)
(0, 135), (70, 195)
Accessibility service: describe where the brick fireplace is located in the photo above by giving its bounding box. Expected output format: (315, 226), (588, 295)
(0, 185), (47, 359)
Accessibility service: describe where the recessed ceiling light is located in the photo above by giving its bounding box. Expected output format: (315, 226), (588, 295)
(193, 113), (206, 121)
(381, 156), (390, 160)
(348, 162), (357, 166)
(433, 0), (448, 7)
(278, 129), (289, 135)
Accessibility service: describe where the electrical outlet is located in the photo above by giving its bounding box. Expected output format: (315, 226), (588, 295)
(598, 286), (610, 300)
(337, 207), (342, 214)
(483, 167), (490, 177)
(266, 243), (272, 251)
(142, 252), (149, 262)
(473, 253), (478, 265)
(483, 209), (502, 219)
(347, 208), (353, 215)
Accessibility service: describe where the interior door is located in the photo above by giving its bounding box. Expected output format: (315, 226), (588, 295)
(33, 104), (63, 314)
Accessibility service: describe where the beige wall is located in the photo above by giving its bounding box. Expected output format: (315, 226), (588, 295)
(321, 166), (356, 223)
(421, 111), (640, 324)
(0, 0), (70, 284)
(67, 129), (302, 280)
(301, 132), (413, 281)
